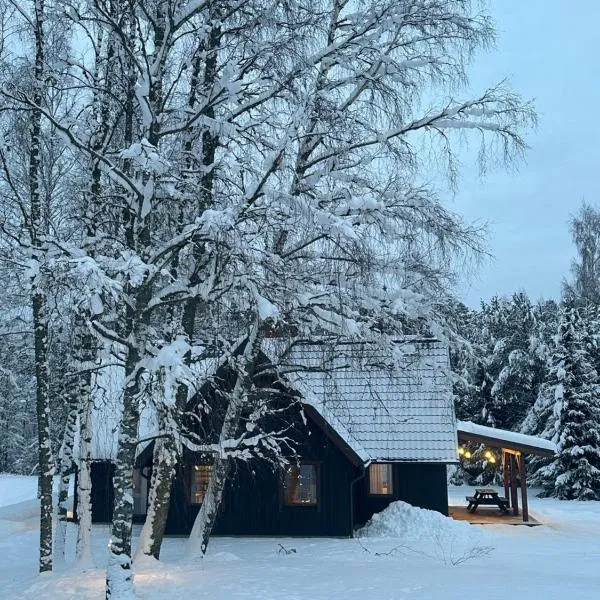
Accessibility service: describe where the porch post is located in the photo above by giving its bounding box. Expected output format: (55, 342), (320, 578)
(509, 453), (519, 516)
(518, 453), (529, 522)
(502, 449), (510, 507)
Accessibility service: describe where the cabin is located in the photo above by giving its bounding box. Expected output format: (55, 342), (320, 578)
(78, 338), (459, 536)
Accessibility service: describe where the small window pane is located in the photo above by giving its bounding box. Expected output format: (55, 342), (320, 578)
(369, 464), (393, 495)
(133, 468), (148, 515)
(284, 463), (318, 505)
(191, 465), (213, 504)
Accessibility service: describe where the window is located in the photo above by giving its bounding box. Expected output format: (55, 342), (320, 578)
(283, 463), (318, 506)
(133, 468), (148, 515)
(369, 463), (393, 495)
(191, 464), (213, 504)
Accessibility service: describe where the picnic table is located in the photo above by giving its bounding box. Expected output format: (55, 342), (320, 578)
(466, 488), (509, 514)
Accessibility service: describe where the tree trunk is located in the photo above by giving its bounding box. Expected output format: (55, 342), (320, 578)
(134, 432), (178, 561)
(33, 294), (53, 573)
(53, 387), (78, 565)
(106, 292), (150, 597)
(185, 323), (263, 559)
(136, 9), (222, 558)
(105, 355), (140, 597)
(76, 364), (94, 568)
(30, 0), (53, 574)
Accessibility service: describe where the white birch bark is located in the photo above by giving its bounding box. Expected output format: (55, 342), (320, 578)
(76, 363), (94, 568)
(134, 432), (178, 561)
(185, 322), (263, 559)
(30, 0), (53, 574)
(137, 5), (222, 558)
(53, 387), (78, 565)
(105, 323), (146, 598)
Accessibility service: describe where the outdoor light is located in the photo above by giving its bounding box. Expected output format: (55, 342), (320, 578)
(489, 457), (497, 464)
(458, 447), (465, 455)
(485, 450), (493, 460)
(464, 451), (472, 459)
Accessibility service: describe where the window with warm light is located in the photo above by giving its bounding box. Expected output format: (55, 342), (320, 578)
(283, 463), (319, 506)
(369, 463), (393, 495)
(190, 464), (213, 504)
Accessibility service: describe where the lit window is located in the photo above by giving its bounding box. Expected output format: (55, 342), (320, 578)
(369, 463), (393, 495)
(283, 463), (318, 506)
(191, 465), (213, 504)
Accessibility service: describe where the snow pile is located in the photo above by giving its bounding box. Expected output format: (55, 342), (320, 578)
(357, 501), (487, 547)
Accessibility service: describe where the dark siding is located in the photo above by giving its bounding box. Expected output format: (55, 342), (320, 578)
(90, 461), (115, 523)
(165, 409), (358, 537)
(353, 462), (448, 527)
(85, 454), (448, 535)
(397, 463), (448, 516)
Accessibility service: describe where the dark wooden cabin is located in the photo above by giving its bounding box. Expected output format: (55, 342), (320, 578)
(82, 339), (458, 536)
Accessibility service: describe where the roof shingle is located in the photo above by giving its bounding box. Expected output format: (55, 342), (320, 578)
(283, 339), (457, 463)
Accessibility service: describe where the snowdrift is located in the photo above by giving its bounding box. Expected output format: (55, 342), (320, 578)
(357, 500), (487, 547)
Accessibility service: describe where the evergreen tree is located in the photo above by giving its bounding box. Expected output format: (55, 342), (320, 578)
(451, 294), (556, 485)
(483, 293), (544, 429)
(531, 307), (600, 499)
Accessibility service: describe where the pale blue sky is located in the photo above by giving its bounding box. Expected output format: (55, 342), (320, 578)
(452, 1), (600, 307)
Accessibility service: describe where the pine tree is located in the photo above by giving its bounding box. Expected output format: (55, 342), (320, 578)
(532, 307), (600, 499)
(482, 293), (544, 430)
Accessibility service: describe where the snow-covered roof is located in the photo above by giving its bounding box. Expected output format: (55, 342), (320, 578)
(90, 359), (157, 461)
(457, 421), (558, 456)
(89, 346), (221, 461)
(283, 339), (457, 463)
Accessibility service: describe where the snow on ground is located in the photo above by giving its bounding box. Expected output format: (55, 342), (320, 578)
(0, 475), (38, 508)
(1, 476), (599, 600)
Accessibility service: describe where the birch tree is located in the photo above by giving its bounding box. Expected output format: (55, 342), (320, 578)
(0, 0), (536, 592)
(182, 0), (535, 557)
(0, 0), (57, 572)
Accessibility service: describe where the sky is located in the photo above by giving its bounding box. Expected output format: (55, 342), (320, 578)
(450, 0), (600, 307)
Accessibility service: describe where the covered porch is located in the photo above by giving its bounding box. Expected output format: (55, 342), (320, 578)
(449, 504), (541, 526)
(452, 421), (557, 523)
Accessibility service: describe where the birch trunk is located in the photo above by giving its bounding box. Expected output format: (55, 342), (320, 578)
(185, 323), (263, 559)
(135, 302), (194, 560)
(105, 294), (150, 598)
(136, 7), (222, 560)
(53, 387), (78, 565)
(33, 293), (53, 573)
(76, 341), (94, 568)
(105, 359), (141, 597)
(134, 432), (177, 560)
(30, 0), (53, 574)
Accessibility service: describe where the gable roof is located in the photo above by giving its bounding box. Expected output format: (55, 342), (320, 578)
(281, 339), (457, 464)
(89, 343), (220, 462)
(89, 358), (157, 462)
(91, 337), (457, 465)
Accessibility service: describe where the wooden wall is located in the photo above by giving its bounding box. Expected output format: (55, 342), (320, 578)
(90, 461), (115, 523)
(165, 409), (358, 537)
(87, 444), (449, 536)
(353, 462), (448, 528)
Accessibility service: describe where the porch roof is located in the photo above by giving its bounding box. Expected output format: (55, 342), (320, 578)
(457, 420), (557, 457)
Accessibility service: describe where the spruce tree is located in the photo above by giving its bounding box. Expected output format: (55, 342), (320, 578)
(534, 307), (600, 499)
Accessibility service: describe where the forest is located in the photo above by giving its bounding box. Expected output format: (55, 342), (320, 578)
(449, 204), (600, 500)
